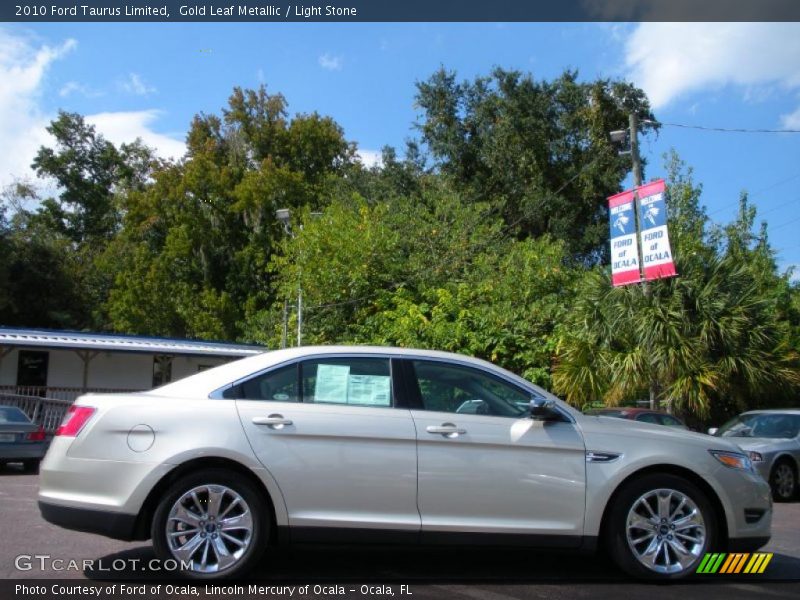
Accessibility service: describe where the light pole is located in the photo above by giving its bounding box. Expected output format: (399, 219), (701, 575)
(276, 208), (302, 347)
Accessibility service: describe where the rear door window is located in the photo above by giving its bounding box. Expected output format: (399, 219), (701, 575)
(223, 364), (299, 402)
(301, 358), (393, 408)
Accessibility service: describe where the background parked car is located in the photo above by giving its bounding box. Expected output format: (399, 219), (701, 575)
(709, 410), (800, 502)
(585, 407), (689, 429)
(0, 405), (47, 471)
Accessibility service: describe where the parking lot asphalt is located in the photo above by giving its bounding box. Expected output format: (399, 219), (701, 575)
(1, 465), (798, 599)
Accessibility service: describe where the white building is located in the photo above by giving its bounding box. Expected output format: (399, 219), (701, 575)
(0, 327), (264, 401)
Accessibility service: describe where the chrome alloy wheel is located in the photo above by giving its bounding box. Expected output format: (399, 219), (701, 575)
(166, 484), (253, 574)
(773, 463), (796, 499)
(625, 488), (706, 574)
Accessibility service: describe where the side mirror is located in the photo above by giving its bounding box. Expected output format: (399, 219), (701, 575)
(530, 397), (559, 421)
(707, 427), (718, 436)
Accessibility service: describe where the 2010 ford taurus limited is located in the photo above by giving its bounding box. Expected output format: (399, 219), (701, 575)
(38, 346), (772, 580)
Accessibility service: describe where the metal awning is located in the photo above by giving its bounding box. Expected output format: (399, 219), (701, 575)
(0, 327), (265, 357)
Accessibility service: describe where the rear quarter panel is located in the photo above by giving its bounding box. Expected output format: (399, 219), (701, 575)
(40, 393), (289, 526)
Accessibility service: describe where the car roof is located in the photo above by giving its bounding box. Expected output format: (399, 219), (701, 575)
(147, 345), (561, 405)
(741, 409), (800, 416)
(590, 407), (668, 415)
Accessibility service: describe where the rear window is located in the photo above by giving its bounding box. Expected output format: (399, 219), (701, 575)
(0, 407), (31, 424)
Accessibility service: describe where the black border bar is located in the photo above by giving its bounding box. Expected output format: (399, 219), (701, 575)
(3, 1), (800, 23)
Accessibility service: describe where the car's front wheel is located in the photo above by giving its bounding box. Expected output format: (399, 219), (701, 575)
(151, 469), (268, 579)
(607, 473), (716, 580)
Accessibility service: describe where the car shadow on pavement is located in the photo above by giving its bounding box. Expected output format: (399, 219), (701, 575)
(0, 462), (36, 475)
(83, 545), (800, 583)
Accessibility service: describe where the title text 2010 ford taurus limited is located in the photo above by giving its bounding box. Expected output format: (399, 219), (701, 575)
(38, 346), (772, 580)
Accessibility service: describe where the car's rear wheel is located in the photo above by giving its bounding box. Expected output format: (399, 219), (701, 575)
(770, 459), (797, 502)
(151, 469), (268, 579)
(607, 473), (716, 580)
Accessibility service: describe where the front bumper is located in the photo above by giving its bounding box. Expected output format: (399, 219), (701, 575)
(712, 464), (772, 548)
(752, 460), (771, 484)
(39, 501), (138, 541)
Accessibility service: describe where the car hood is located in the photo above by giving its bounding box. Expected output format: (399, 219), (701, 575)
(579, 414), (739, 450)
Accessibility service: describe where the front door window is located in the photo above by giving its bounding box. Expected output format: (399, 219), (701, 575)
(409, 360), (528, 417)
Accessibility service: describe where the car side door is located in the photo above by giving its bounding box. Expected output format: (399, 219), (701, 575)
(233, 356), (420, 540)
(402, 358), (587, 544)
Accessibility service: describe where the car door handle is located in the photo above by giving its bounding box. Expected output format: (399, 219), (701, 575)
(252, 415), (293, 429)
(426, 423), (466, 438)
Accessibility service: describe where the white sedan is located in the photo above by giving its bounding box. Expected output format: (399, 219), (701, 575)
(39, 346), (772, 580)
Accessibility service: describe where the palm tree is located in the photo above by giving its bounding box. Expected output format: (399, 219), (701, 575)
(553, 253), (800, 417)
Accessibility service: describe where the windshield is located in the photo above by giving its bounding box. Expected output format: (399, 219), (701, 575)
(716, 413), (800, 439)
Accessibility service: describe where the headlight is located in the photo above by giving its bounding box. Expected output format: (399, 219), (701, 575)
(748, 451), (764, 463)
(709, 450), (752, 471)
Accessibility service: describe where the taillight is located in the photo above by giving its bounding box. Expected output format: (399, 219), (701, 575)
(55, 406), (96, 437)
(26, 426), (46, 441)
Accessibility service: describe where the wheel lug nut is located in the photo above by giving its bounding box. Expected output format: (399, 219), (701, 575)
(670, 524), (675, 530)
(667, 535), (673, 540)
(657, 535), (662, 540)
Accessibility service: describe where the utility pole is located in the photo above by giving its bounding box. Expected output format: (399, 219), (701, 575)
(628, 113), (658, 411)
(630, 113), (643, 188)
(297, 288), (303, 346)
(281, 299), (288, 349)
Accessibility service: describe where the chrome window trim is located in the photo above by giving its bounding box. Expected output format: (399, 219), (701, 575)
(208, 350), (575, 423)
(394, 355), (576, 424)
(209, 353), (397, 407)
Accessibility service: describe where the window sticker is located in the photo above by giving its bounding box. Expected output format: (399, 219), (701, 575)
(314, 364), (350, 403)
(347, 374), (391, 406)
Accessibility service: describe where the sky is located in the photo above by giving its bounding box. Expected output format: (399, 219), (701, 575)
(1, 22), (800, 271)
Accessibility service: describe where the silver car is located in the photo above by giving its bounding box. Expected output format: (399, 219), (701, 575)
(39, 346), (771, 580)
(710, 409), (800, 502)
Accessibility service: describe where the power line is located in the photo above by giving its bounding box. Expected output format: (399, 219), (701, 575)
(769, 213), (800, 233)
(643, 119), (800, 134)
(707, 172), (800, 217)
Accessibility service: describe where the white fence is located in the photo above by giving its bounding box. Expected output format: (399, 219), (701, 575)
(0, 394), (73, 433)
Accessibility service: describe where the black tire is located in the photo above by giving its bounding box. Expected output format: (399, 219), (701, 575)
(22, 459), (40, 473)
(606, 473), (717, 580)
(151, 468), (269, 579)
(769, 459), (797, 502)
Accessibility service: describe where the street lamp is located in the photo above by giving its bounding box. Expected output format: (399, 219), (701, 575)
(609, 128), (631, 155)
(276, 208), (291, 231)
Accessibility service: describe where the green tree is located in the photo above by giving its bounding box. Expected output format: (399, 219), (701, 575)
(31, 112), (153, 243)
(0, 186), (86, 328)
(268, 182), (578, 387)
(106, 85), (356, 339)
(415, 68), (656, 258)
